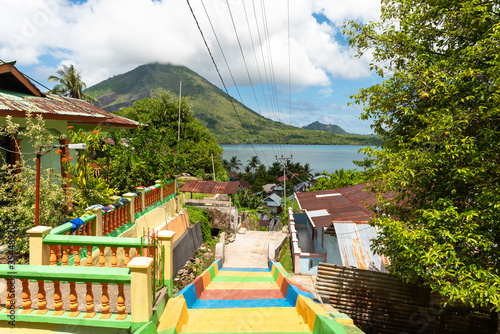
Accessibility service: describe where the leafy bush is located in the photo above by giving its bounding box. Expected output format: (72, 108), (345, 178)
(186, 206), (214, 246)
(310, 169), (366, 191)
(0, 115), (73, 262)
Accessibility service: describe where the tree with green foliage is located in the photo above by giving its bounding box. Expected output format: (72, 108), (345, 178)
(64, 128), (116, 212)
(228, 156), (242, 172)
(99, 91), (226, 191)
(247, 156), (260, 173)
(346, 0), (500, 309)
(310, 169), (366, 191)
(48, 64), (98, 104)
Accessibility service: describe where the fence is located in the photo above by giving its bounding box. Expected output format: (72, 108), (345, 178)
(316, 263), (498, 334)
(288, 208), (326, 274)
(49, 179), (176, 239)
(0, 256), (155, 332)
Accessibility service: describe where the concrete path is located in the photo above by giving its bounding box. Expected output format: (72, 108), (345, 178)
(223, 231), (286, 268)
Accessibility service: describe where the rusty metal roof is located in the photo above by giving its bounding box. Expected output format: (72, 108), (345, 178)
(179, 181), (239, 194)
(0, 89), (140, 128)
(0, 62), (139, 128)
(295, 186), (373, 227)
(334, 222), (390, 271)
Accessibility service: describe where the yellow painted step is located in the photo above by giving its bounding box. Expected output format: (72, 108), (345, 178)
(188, 308), (305, 325)
(216, 271), (272, 277)
(180, 322), (312, 333)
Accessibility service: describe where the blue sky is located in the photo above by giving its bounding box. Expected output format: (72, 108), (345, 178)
(0, 0), (382, 134)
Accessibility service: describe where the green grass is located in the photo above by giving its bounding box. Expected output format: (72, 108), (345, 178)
(278, 241), (294, 273)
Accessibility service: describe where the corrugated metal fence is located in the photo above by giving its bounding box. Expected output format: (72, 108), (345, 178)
(316, 263), (498, 334)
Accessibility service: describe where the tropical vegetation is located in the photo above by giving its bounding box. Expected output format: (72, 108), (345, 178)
(310, 169), (367, 191)
(98, 90), (227, 192)
(48, 64), (99, 104)
(346, 0), (500, 310)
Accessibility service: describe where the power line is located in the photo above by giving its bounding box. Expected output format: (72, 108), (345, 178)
(199, 0), (269, 166)
(185, 0), (261, 161)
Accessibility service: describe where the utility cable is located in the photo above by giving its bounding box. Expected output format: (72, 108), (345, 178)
(199, 0), (269, 167)
(185, 0), (261, 161)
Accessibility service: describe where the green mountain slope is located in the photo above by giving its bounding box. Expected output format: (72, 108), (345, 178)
(86, 63), (380, 145)
(302, 121), (349, 135)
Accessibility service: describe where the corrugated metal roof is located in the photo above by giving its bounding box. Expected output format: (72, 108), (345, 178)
(334, 222), (390, 271)
(0, 89), (140, 128)
(295, 186), (373, 227)
(0, 61), (139, 128)
(179, 181), (239, 194)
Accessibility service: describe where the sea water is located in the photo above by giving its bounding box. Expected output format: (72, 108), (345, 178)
(221, 144), (372, 175)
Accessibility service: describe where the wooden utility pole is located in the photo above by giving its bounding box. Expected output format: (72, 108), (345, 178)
(178, 81), (182, 142)
(276, 155), (292, 212)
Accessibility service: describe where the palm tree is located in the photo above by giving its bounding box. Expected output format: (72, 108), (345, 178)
(229, 156), (242, 172)
(302, 163), (313, 179)
(247, 155), (260, 173)
(48, 64), (99, 104)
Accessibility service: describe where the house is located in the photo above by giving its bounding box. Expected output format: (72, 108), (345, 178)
(293, 183), (390, 273)
(262, 193), (282, 214)
(0, 61), (139, 180)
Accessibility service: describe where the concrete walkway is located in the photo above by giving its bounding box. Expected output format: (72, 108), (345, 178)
(223, 231), (286, 268)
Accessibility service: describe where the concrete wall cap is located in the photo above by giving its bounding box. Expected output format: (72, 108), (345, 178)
(27, 226), (52, 235)
(127, 256), (154, 269)
(123, 192), (136, 197)
(158, 230), (176, 239)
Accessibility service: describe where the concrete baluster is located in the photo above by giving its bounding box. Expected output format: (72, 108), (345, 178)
(111, 247), (118, 268)
(49, 245), (57, 265)
(36, 280), (49, 314)
(53, 281), (64, 315)
(73, 245), (81, 266)
(56, 245), (62, 264)
(68, 281), (80, 317)
(4, 278), (14, 313)
(98, 246), (106, 267)
(61, 245), (69, 266)
(116, 284), (127, 320)
(100, 283), (111, 319)
(123, 247), (131, 267)
(86, 246), (93, 267)
(84, 282), (96, 318)
(21, 279), (33, 314)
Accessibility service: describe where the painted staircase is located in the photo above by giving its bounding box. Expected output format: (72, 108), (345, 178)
(157, 260), (362, 334)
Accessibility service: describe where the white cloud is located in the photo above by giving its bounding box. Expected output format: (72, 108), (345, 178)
(0, 0), (378, 87)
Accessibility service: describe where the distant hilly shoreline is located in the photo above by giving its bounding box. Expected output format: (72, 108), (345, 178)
(86, 63), (380, 145)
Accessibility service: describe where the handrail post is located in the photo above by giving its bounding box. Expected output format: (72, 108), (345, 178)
(123, 192), (136, 224)
(156, 180), (163, 201)
(128, 257), (153, 329)
(158, 230), (175, 297)
(91, 207), (103, 236)
(27, 226), (52, 265)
